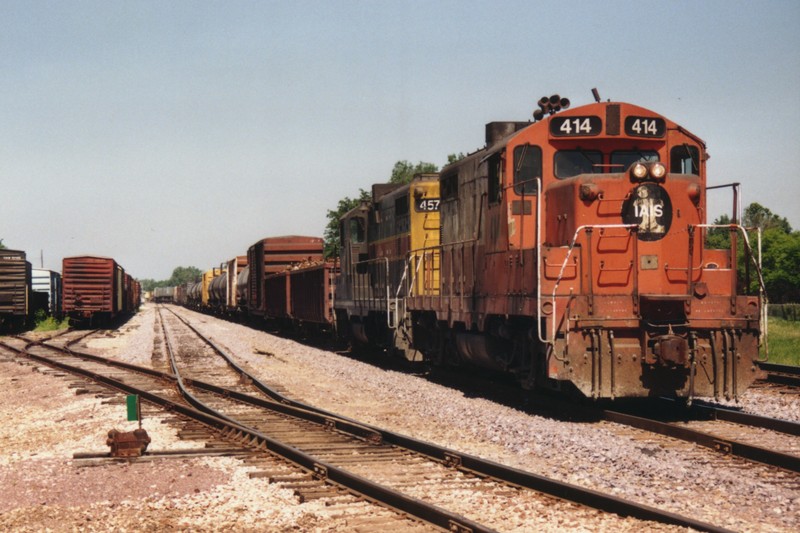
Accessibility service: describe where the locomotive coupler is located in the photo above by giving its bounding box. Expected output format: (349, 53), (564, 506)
(106, 428), (151, 457)
(647, 334), (689, 368)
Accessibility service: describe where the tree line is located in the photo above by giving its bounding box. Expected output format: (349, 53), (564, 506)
(4, 173), (796, 304)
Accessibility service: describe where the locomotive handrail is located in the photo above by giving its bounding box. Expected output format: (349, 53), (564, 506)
(350, 256), (391, 322)
(696, 223), (768, 359)
(549, 224), (639, 344)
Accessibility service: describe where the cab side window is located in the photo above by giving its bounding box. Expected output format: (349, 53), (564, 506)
(670, 145), (700, 175)
(513, 144), (542, 194)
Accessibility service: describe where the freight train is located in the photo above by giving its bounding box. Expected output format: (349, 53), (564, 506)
(183, 94), (765, 401)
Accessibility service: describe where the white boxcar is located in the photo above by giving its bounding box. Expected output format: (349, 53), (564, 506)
(32, 268), (62, 316)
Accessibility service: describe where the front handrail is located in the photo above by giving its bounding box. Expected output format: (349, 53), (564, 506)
(697, 223), (768, 359)
(548, 224), (639, 343)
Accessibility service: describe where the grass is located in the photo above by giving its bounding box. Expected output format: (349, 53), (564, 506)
(764, 317), (800, 366)
(33, 311), (70, 332)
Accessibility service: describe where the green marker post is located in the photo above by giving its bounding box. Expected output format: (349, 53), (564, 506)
(126, 394), (142, 428)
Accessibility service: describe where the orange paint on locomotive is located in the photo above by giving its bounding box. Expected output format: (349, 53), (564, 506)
(416, 100), (762, 400)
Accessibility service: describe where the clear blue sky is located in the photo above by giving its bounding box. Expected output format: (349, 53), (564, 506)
(2, 0), (798, 279)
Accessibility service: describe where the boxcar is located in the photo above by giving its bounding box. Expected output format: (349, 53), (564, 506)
(0, 249), (33, 328)
(62, 255), (135, 326)
(32, 268), (62, 317)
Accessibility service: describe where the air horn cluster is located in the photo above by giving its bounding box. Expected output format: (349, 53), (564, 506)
(533, 94), (570, 121)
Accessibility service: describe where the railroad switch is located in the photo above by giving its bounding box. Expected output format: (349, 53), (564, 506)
(106, 428), (151, 457)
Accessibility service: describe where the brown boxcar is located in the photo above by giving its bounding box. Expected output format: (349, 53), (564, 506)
(245, 236), (324, 319)
(0, 249), (33, 328)
(62, 255), (135, 326)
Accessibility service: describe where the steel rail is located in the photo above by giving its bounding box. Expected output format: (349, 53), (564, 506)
(156, 308), (496, 533)
(687, 400), (800, 437)
(756, 362), (800, 388)
(155, 306), (733, 533)
(2, 338), (491, 533)
(602, 408), (800, 473)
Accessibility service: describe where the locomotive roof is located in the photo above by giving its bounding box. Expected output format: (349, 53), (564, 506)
(443, 100), (706, 175)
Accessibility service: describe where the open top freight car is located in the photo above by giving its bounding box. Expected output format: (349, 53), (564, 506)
(245, 236), (324, 320)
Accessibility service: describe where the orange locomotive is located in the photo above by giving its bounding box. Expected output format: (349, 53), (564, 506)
(406, 94), (764, 400)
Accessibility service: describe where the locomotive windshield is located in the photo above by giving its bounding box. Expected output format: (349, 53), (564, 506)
(554, 150), (602, 178)
(610, 151), (659, 172)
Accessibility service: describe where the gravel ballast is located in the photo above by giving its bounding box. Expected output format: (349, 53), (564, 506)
(2, 303), (798, 532)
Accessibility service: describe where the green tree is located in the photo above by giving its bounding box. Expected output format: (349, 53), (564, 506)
(167, 266), (202, 286)
(323, 189), (370, 258)
(138, 266), (202, 293)
(760, 230), (800, 303)
(706, 203), (798, 302)
(0, 239), (6, 250)
(447, 152), (466, 165)
(389, 160), (438, 184)
(744, 203), (792, 233)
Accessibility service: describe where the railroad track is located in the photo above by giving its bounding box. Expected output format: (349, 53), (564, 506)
(156, 306), (725, 532)
(756, 362), (800, 390)
(0, 312), (727, 533)
(601, 402), (800, 474)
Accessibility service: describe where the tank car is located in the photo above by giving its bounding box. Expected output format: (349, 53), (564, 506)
(335, 173), (441, 360)
(208, 270), (228, 312)
(400, 96), (763, 400)
(185, 281), (202, 308)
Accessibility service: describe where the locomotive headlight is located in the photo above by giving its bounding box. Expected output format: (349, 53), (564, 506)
(631, 162), (648, 180)
(650, 162), (667, 180)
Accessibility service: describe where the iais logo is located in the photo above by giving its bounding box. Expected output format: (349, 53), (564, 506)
(621, 183), (673, 241)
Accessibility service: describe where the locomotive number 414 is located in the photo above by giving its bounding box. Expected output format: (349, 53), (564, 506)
(624, 116), (666, 137)
(550, 115), (601, 137)
(559, 118), (593, 135)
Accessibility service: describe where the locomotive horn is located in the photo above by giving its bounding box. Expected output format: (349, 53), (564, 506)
(538, 96), (550, 110)
(560, 98), (570, 109)
(533, 108), (545, 121)
(549, 94), (561, 105)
